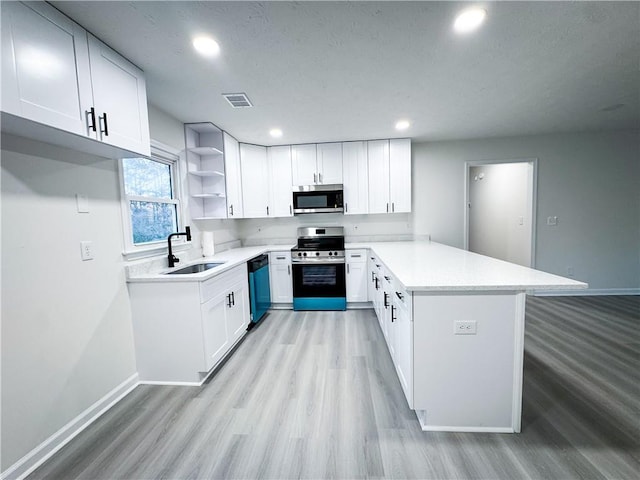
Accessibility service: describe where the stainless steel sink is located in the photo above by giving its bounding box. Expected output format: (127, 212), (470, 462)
(165, 262), (225, 275)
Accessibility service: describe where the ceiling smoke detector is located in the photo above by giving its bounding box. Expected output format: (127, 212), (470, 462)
(222, 93), (253, 108)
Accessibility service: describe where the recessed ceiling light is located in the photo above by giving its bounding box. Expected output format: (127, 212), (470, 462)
(269, 128), (283, 138)
(192, 36), (220, 57)
(395, 120), (411, 131)
(454, 7), (487, 34)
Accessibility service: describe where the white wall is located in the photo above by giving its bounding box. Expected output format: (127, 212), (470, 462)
(413, 130), (640, 291)
(238, 212), (414, 245)
(468, 162), (533, 267)
(1, 135), (138, 471)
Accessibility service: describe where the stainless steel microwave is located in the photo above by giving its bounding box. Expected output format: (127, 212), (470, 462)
(292, 184), (344, 214)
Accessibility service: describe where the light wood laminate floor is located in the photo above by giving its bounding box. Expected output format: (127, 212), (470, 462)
(29, 296), (639, 479)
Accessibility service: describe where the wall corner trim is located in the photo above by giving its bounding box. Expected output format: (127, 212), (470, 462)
(1, 373), (140, 480)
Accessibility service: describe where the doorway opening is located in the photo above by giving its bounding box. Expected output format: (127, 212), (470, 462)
(464, 159), (537, 268)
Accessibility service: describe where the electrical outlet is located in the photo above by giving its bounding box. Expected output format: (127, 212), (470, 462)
(454, 320), (477, 335)
(80, 241), (94, 261)
(547, 216), (558, 226)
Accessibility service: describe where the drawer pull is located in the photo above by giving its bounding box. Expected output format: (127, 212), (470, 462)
(276, 256), (286, 260)
(350, 254), (361, 258)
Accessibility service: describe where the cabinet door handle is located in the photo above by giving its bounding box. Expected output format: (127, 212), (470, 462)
(375, 277), (380, 290)
(392, 202), (395, 212)
(276, 256), (286, 260)
(395, 291), (404, 300)
(371, 272), (375, 282)
(226, 294), (232, 308)
(386, 203), (389, 213)
(99, 112), (109, 136)
(383, 292), (389, 308)
(266, 206), (269, 216)
(347, 264), (350, 274)
(313, 173), (317, 184)
(231, 291), (235, 306)
(287, 265), (291, 275)
(318, 172), (323, 183)
(345, 203), (348, 213)
(229, 204), (234, 216)
(289, 205), (292, 215)
(351, 254), (361, 258)
(86, 107), (97, 132)
(391, 305), (396, 322)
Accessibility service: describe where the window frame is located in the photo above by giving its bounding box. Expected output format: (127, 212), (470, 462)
(119, 140), (188, 260)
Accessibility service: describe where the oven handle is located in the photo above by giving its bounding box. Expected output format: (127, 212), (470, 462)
(292, 259), (346, 265)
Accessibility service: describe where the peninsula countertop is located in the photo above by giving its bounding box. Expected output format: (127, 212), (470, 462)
(360, 241), (587, 292)
(127, 240), (587, 292)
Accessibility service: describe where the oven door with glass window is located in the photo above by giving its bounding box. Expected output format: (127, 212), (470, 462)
(292, 261), (346, 311)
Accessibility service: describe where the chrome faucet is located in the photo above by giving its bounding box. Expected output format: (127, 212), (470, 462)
(167, 226), (191, 267)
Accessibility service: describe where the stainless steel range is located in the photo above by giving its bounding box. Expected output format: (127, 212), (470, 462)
(291, 227), (346, 311)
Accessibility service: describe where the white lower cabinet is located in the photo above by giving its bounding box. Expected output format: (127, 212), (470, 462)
(129, 264), (249, 384)
(391, 281), (413, 405)
(269, 251), (293, 305)
(346, 249), (368, 303)
(368, 250), (413, 408)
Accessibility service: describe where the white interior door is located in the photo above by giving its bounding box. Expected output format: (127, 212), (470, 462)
(467, 161), (535, 267)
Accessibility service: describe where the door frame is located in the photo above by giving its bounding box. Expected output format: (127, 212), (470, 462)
(463, 158), (538, 268)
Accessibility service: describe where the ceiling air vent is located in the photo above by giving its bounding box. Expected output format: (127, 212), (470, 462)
(222, 93), (253, 108)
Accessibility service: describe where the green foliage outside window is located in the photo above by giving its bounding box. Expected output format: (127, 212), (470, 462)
(122, 157), (178, 245)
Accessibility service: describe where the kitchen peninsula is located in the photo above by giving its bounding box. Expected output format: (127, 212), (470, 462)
(127, 240), (587, 433)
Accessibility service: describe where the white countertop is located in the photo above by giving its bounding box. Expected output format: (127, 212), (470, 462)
(127, 240), (587, 292)
(362, 241), (587, 292)
(126, 245), (293, 283)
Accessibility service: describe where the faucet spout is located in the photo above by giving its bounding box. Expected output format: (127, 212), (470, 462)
(167, 226), (191, 267)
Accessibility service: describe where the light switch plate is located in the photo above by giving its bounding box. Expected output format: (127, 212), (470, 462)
(76, 194), (89, 213)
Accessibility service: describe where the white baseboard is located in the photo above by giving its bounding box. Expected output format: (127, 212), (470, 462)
(1, 373), (139, 480)
(533, 288), (639, 296)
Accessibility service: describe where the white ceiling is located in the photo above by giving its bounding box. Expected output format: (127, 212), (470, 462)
(51, 1), (639, 146)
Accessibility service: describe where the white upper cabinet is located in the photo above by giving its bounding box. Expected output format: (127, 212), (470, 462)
(240, 144), (293, 219)
(268, 145), (294, 217)
(389, 138), (412, 213)
(291, 143), (343, 186)
(86, 34), (149, 156)
(342, 141), (369, 215)
(240, 144), (270, 218)
(316, 142), (343, 184)
(291, 144), (317, 186)
(223, 132), (243, 218)
(1, 1), (150, 157)
(367, 140), (391, 214)
(1, 1), (93, 135)
(368, 139), (411, 214)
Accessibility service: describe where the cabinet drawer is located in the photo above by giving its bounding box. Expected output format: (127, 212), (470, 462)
(200, 264), (247, 303)
(346, 249), (367, 263)
(270, 251), (291, 264)
(393, 279), (411, 311)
